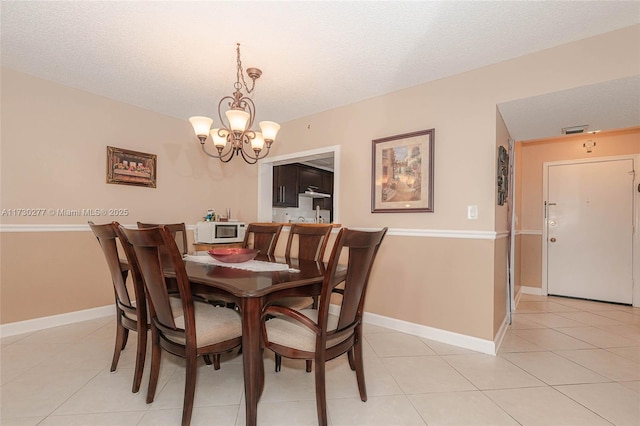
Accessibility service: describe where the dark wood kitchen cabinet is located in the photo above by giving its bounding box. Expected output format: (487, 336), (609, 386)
(298, 166), (323, 191)
(273, 164), (298, 207)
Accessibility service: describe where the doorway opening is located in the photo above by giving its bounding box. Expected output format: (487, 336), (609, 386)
(257, 145), (340, 224)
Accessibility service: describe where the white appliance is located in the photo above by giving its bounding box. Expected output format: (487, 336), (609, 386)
(194, 221), (246, 244)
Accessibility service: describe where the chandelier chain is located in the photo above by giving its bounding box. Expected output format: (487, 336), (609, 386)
(236, 43), (256, 94)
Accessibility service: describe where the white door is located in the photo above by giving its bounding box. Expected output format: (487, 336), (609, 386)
(546, 158), (634, 304)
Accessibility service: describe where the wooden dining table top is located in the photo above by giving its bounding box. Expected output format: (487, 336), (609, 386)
(182, 254), (330, 298)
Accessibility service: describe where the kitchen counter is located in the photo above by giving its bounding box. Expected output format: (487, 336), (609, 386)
(272, 222), (341, 228)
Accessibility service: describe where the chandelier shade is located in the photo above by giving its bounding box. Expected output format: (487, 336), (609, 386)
(189, 44), (280, 164)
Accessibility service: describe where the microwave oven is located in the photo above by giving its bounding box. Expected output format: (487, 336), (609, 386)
(194, 221), (246, 244)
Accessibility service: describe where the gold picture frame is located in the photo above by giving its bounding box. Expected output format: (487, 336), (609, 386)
(106, 146), (157, 188)
(371, 129), (434, 213)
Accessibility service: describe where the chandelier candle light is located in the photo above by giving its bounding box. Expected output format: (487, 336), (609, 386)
(189, 43), (280, 164)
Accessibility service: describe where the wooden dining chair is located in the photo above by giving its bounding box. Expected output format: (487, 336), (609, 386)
(272, 223), (334, 372)
(89, 221), (148, 393)
(117, 225), (242, 426)
(137, 221), (188, 256)
(261, 227), (387, 426)
(242, 222), (283, 256)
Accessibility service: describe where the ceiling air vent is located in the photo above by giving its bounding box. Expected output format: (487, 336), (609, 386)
(561, 125), (589, 135)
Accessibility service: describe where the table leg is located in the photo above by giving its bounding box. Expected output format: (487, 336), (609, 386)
(241, 297), (263, 426)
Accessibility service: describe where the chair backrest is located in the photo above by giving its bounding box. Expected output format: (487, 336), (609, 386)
(285, 223), (334, 261)
(117, 225), (194, 340)
(137, 222), (188, 255)
(242, 223), (283, 256)
(317, 227), (388, 334)
(89, 221), (145, 316)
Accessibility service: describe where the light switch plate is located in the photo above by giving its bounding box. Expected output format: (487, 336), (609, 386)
(467, 205), (478, 220)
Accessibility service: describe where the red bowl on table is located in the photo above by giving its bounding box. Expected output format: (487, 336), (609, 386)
(207, 248), (259, 263)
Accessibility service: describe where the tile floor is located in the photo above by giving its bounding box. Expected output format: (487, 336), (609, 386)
(1, 294), (639, 425)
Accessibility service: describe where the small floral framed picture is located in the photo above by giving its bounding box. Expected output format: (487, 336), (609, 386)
(371, 129), (434, 213)
(106, 146), (157, 188)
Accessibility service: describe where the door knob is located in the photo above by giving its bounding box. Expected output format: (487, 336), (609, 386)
(550, 237), (557, 242)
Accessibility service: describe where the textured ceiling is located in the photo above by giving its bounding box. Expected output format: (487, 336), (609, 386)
(2, 1), (639, 141)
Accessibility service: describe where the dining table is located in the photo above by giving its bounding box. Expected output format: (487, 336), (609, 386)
(171, 253), (331, 426)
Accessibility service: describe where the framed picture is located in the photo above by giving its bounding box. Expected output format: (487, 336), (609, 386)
(371, 129), (434, 213)
(106, 146), (157, 188)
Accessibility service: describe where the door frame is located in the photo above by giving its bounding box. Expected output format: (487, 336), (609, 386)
(257, 145), (341, 223)
(541, 154), (639, 307)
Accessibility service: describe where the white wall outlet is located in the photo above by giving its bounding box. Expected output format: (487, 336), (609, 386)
(467, 205), (478, 220)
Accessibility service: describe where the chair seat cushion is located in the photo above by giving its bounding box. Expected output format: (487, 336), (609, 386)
(126, 296), (183, 321)
(271, 296), (314, 310)
(265, 309), (350, 352)
(172, 302), (242, 347)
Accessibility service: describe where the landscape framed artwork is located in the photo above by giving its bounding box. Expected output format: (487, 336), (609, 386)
(106, 146), (157, 188)
(371, 129), (434, 213)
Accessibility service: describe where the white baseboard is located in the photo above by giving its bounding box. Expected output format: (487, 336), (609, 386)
(328, 305), (498, 355)
(520, 286), (544, 296)
(0, 305), (115, 337)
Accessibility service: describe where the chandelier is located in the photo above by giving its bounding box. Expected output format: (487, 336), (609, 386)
(189, 43), (280, 164)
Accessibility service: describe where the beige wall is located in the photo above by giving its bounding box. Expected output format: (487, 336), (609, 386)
(2, 26), (639, 343)
(515, 127), (640, 289)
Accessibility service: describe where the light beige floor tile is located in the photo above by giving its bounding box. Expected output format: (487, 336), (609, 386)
(0, 332), (35, 346)
(498, 331), (546, 353)
(548, 297), (619, 312)
(52, 364), (175, 415)
(500, 351), (610, 385)
(516, 301), (579, 313)
(149, 361), (244, 409)
(556, 326), (636, 348)
(503, 314), (546, 329)
(39, 411), (146, 425)
(325, 356), (403, 398)
(0, 417), (45, 426)
(484, 387), (612, 425)
(0, 368), (99, 418)
(328, 395), (425, 425)
(141, 405), (239, 426)
(13, 317), (112, 345)
(595, 324), (640, 344)
(365, 332), (435, 357)
(443, 353), (544, 390)
(32, 338), (115, 372)
(555, 382), (640, 426)
(1, 342), (69, 377)
(259, 360), (316, 402)
(514, 312), (587, 328)
(420, 338), (477, 355)
(236, 400), (322, 426)
(408, 391), (519, 426)
(382, 356), (475, 394)
(555, 311), (626, 326)
(512, 328), (595, 350)
(555, 348), (640, 381)
(618, 381), (640, 393)
(363, 323), (393, 334)
(591, 309), (640, 324)
(607, 346), (640, 363)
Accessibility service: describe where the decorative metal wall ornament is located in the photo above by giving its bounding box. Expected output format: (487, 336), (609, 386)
(497, 145), (508, 205)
